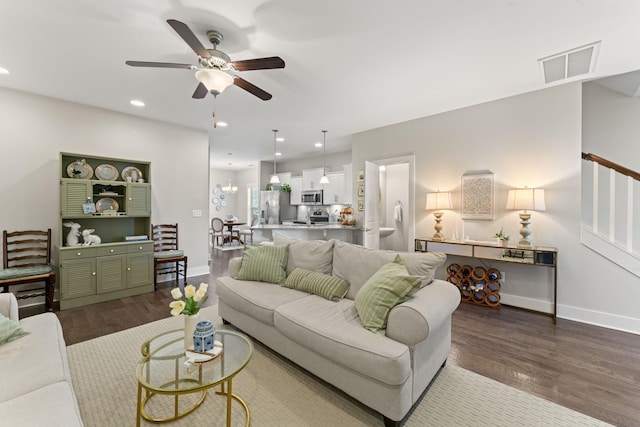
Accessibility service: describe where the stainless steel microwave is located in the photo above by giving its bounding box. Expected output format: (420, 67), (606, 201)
(301, 190), (323, 205)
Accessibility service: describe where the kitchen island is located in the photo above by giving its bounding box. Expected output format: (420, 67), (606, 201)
(251, 223), (357, 243)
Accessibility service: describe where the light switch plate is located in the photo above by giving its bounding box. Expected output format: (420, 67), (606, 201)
(192, 209), (202, 217)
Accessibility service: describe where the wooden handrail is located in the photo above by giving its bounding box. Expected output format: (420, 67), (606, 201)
(582, 152), (640, 181)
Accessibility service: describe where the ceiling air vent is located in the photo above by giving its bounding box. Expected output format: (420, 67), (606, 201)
(538, 41), (601, 84)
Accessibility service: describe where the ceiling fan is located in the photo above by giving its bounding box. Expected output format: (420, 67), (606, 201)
(125, 19), (285, 101)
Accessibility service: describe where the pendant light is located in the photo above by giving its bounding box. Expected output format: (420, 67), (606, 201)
(270, 129), (280, 184)
(319, 130), (330, 184)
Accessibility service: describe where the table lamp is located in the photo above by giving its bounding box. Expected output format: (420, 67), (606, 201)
(425, 191), (453, 241)
(505, 187), (546, 247)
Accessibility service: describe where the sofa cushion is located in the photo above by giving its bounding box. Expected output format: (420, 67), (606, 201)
(283, 268), (349, 301)
(274, 296), (412, 386)
(273, 233), (335, 275)
(0, 313), (71, 402)
(0, 381), (84, 427)
(355, 256), (422, 332)
(237, 244), (289, 284)
(0, 313), (29, 346)
(216, 276), (310, 326)
(332, 240), (446, 298)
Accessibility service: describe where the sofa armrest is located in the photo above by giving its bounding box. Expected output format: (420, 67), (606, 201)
(386, 279), (460, 346)
(228, 256), (243, 278)
(0, 293), (19, 321)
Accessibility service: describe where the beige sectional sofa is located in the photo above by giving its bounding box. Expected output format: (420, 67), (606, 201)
(216, 238), (460, 426)
(0, 293), (83, 426)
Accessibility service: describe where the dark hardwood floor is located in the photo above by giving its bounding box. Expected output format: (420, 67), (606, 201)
(21, 249), (640, 426)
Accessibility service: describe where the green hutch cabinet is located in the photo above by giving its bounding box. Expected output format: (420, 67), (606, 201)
(58, 153), (154, 310)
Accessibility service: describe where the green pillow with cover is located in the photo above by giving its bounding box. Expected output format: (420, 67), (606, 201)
(283, 268), (350, 301)
(354, 255), (421, 332)
(0, 313), (29, 347)
(237, 244), (289, 284)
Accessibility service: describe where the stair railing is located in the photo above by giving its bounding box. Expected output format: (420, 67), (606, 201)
(581, 152), (640, 251)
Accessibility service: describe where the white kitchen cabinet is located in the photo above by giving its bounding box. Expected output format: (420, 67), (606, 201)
(290, 176), (302, 205)
(324, 171), (344, 204)
(343, 164), (353, 205)
(302, 168), (324, 190)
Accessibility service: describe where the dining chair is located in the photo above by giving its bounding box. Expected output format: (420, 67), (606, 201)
(151, 223), (187, 289)
(211, 217), (229, 247)
(1, 229), (56, 311)
(239, 216), (258, 246)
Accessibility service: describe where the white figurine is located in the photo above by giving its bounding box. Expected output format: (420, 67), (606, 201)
(63, 222), (81, 246)
(82, 229), (102, 246)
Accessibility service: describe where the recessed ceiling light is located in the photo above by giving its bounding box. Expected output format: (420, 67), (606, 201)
(0, 67), (9, 75)
(276, 137), (284, 142)
(314, 142), (323, 147)
(275, 152), (282, 156)
(130, 99), (145, 107)
(217, 121), (228, 127)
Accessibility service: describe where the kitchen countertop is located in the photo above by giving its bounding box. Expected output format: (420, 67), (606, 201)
(251, 223), (356, 230)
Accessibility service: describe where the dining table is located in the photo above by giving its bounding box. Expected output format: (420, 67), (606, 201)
(223, 221), (246, 245)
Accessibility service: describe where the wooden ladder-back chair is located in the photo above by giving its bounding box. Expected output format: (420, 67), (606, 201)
(151, 224), (187, 289)
(1, 229), (56, 311)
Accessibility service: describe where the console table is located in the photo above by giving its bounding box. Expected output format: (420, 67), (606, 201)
(415, 238), (558, 324)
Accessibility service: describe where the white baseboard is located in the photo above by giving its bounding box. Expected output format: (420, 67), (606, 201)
(501, 292), (640, 335)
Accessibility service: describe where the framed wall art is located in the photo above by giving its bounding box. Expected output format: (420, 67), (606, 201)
(357, 184), (364, 197)
(357, 199), (364, 211)
(461, 171), (495, 220)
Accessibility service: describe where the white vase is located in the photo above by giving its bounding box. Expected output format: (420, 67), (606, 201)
(184, 312), (201, 350)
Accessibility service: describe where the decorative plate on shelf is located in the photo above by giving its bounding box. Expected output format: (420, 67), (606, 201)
(221, 200), (228, 207)
(216, 205), (222, 211)
(212, 197), (219, 205)
(213, 187), (221, 195)
(66, 160), (94, 179)
(219, 194), (225, 200)
(95, 198), (119, 213)
(121, 166), (143, 182)
(95, 164), (119, 181)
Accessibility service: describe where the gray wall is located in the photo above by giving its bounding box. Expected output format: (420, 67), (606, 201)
(352, 82), (640, 334)
(0, 87), (212, 298)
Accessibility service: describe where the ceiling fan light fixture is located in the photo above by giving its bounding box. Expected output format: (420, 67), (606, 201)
(195, 68), (234, 96)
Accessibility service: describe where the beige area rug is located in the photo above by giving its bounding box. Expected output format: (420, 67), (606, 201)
(67, 305), (613, 427)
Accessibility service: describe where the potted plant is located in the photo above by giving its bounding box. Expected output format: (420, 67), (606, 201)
(280, 183), (291, 193)
(494, 228), (510, 246)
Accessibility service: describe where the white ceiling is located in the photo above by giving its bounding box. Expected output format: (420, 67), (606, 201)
(2, 0), (640, 170)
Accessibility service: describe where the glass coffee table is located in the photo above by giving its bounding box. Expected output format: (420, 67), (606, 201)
(136, 328), (253, 427)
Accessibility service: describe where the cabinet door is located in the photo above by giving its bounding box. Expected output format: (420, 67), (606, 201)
(60, 258), (96, 300)
(96, 255), (127, 294)
(290, 177), (302, 205)
(60, 179), (92, 216)
(126, 183), (151, 216)
(302, 168), (324, 190)
(325, 172), (344, 204)
(127, 251), (153, 288)
(343, 164), (353, 205)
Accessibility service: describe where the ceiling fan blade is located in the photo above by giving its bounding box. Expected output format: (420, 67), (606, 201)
(192, 82), (208, 99)
(233, 77), (272, 101)
(166, 19), (210, 58)
(125, 61), (193, 69)
(232, 56), (285, 71)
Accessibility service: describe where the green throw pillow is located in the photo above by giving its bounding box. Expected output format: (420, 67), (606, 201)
(237, 244), (289, 284)
(0, 313), (29, 347)
(354, 255), (421, 332)
(283, 268), (350, 301)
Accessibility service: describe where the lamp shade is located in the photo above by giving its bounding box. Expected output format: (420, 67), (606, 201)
(195, 68), (234, 96)
(425, 192), (453, 211)
(505, 188), (546, 211)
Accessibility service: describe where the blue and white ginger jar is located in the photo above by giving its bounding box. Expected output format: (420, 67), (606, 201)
(193, 320), (215, 352)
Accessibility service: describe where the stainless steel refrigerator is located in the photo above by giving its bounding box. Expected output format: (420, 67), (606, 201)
(260, 191), (296, 224)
